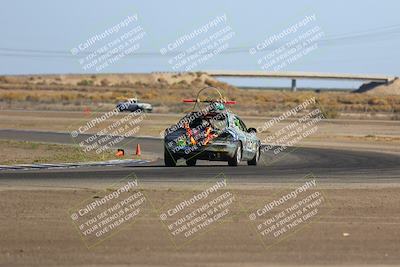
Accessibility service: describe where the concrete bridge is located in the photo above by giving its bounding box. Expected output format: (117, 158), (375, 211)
(206, 70), (396, 91)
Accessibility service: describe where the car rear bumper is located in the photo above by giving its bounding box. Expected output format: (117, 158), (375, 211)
(171, 142), (237, 161)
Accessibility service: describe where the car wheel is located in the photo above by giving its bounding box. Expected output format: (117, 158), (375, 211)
(164, 149), (176, 167)
(186, 158), (197, 166)
(228, 143), (242, 166)
(247, 145), (260, 166)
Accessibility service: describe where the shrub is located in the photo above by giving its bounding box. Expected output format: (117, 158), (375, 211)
(368, 97), (388, 106)
(77, 79), (94, 86)
(320, 106), (339, 119)
(100, 79), (110, 86)
(157, 77), (168, 85)
(0, 77), (8, 83)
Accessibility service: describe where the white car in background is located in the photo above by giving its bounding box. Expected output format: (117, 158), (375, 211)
(116, 98), (153, 113)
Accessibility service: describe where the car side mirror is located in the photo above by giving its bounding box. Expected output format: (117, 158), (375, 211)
(247, 128), (257, 134)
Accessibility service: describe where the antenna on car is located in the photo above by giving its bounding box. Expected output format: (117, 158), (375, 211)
(182, 99), (237, 104)
(182, 87), (236, 111)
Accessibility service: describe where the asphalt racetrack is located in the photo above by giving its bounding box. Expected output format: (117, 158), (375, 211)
(0, 129), (399, 184)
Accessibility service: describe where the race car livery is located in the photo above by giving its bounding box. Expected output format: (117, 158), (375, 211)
(164, 95), (261, 167)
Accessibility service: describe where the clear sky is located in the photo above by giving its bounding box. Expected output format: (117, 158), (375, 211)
(0, 0), (399, 88)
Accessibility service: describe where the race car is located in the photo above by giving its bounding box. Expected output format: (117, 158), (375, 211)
(163, 89), (261, 167)
(116, 98), (153, 113)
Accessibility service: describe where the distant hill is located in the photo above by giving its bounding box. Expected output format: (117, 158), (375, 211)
(0, 72), (232, 90)
(355, 78), (400, 95)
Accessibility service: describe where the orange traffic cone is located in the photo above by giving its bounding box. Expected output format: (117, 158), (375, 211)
(115, 149), (124, 157)
(83, 106), (91, 116)
(135, 144), (141, 157)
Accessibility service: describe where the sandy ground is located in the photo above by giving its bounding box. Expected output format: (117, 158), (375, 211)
(366, 78), (400, 95)
(0, 184), (399, 266)
(1, 110), (399, 155)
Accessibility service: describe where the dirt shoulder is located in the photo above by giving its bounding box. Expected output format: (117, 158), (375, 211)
(0, 185), (399, 266)
(0, 139), (117, 165)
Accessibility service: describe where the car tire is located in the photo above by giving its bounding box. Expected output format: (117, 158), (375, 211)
(228, 143), (242, 166)
(186, 158), (197, 166)
(164, 149), (176, 167)
(248, 145), (260, 166)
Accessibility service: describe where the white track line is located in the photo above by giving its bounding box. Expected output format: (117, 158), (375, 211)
(0, 159), (150, 171)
